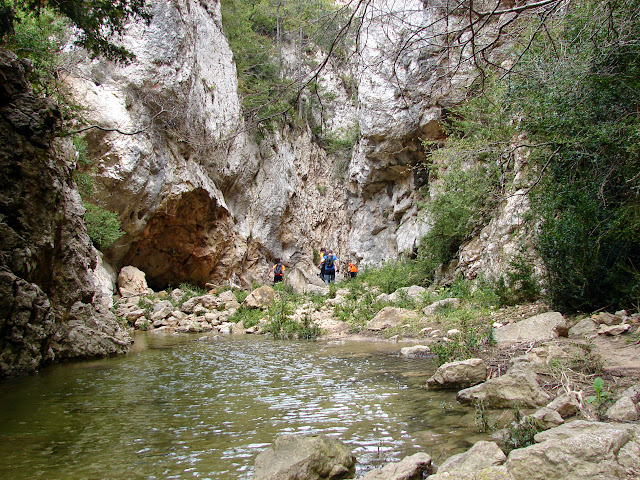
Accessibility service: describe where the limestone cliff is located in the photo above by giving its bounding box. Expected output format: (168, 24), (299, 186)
(0, 49), (131, 377)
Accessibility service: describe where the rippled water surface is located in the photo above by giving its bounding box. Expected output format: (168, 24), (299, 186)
(0, 333), (488, 479)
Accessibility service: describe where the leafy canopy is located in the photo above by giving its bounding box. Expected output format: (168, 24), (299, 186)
(0, 0), (150, 62)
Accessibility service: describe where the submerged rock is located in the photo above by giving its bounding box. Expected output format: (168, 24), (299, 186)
(360, 452), (432, 480)
(253, 434), (355, 480)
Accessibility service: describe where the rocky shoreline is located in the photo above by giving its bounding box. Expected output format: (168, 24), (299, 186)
(115, 265), (640, 480)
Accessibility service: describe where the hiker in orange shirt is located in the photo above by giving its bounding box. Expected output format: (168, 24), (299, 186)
(347, 261), (358, 279)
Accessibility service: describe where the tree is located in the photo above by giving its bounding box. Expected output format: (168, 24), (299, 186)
(0, 0), (150, 62)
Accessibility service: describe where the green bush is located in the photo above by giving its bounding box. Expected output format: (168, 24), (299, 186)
(83, 202), (124, 249)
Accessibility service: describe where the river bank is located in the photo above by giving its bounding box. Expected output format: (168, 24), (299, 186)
(110, 265), (640, 479)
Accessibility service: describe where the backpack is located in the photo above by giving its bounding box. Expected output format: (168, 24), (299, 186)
(275, 263), (283, 275)
(324, 255), (335, 269)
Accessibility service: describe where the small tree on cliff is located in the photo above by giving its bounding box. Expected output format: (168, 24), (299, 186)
(0, 0), (150, 63)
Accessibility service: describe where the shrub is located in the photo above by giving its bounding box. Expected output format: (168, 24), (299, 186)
(83, 202), (124, 249)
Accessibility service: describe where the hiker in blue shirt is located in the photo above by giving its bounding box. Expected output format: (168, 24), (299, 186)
(320, 249), (339, 284)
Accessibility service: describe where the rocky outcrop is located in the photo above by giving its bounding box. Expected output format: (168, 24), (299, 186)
(504, 421), (640, 480)
(0, 49), (131, 376)
(253, 434), (355, 480)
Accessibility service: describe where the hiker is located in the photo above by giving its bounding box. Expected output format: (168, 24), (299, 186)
(348, 261), (358, 279)
(320, 249), (339, 284)
(271, 259), (285, 285)
(317, 247), (326, 279)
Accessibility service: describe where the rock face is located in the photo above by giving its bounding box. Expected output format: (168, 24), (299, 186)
(0, 49), (131, 377)
(61, 0), (533, 291)
(253, 434), (355, 480)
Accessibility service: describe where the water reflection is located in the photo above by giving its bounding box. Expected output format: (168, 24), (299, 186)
(0, 334), (487, 479)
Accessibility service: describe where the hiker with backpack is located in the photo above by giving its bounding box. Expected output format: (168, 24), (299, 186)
(318, 247), (326, 279)
(319, 249), (339, 284)
(271, 260), (285, 285)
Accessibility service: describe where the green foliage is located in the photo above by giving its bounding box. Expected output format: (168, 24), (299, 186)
(493, 256), (542, 307)
(358, 260), (427, 294)
(417, 133), (504, 279)
(219, 0), (353, 130)
(229, 305), (263, 327)
(586, 377), (608, 405)
(178, 283), (208, 302)
(0, 2), (69, 94)
(502, 406), (543, 454)
(83, 202), (124, 249)
(263, 301), (298, 339)
(298, 314), (321, 340)
(1, 0), (150, 63)
(429, 324), (493, 365)
(508, 0), (640, 311)
(474, 400), (496, 433)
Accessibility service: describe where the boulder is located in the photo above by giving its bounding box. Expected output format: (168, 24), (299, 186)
(426, 466), (514, 480)
(605, 396), (638, 422)
(388, 285), (427, 302)
(427, 358), (488, 390)
(423, 298), (461, 316)
(597, 324), (631, 336)
(243, 286), (276, 309)
(117, 266), (149, 297)
(360, 452), (432, 480)
(493, 312), (566, 345)
(366, 307), (420, 331)
(218, 290), (240, 308)
(436, 441), (506, 473)
(592, 312), (622, 326)
(400, 345), (431, 357)
(253, 434), (355, 480)
(527, 407), (564, 429)
(505, 421), (640, 480)
(546, 393), (580, 418)
(568, 317), (599, 338)
(457, 365), (550, 408)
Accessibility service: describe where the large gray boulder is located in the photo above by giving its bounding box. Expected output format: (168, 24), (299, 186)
(605, 396), (639, 422)
(360, 452), (432, 480)
(456, 365), (550, 408)
(427, 358), (488, 389)
(493, 312), (566, 344)
(117, 265), (149, 297)
(366, 307), (420, 331)
(243, 285), (277, 309)
(436, 441), (506, 473)
(505, 421), (640, 480)
(253, 434), (355, 480)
